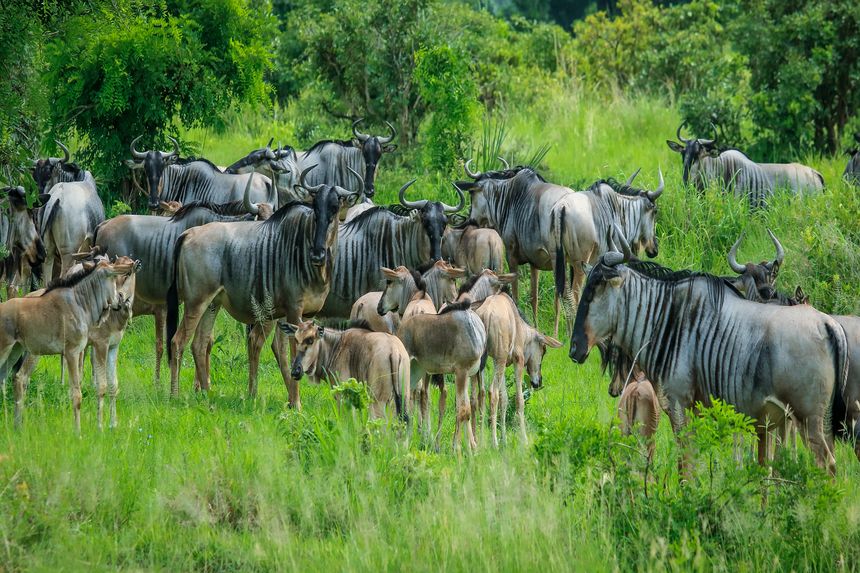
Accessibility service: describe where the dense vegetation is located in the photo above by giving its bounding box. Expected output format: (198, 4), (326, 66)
(1, 0), (859, 570)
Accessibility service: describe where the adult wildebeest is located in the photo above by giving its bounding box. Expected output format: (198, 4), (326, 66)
(166, 165), (359, 407)
(126, 136), (281, 211)
(844, 133), (860, 186)
(442, 220), (505, 274)
(398, 301), (487, 453)
(568, 252), (847, 474)
(93, 179), (265, 382)
(0, 257), (134, 431)
(281, 320), (410, 421)
(34, 142), (105, 284)
(299, 119), (396, 200)
(666, 123), (824, 208)
(456, 162), (662, 336)
(0, 186), (47, 296)
(224, 139), (301, 205)
(317, 179), (465, 319)
(724, 229), (785, 301)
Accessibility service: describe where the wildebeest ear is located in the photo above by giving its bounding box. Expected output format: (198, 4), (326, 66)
(382, 144), (397, 153)
(452, 180), (474, 191)
(61, 162), (81, 173)
(124, 159), (143, 170)
(497, 273), (517, 284)
(351, 138), (361, 148)
(317, 325), (325, 337)
(666, 140), (684, 153)
(444, 266), (467, 279)
(795, 285), (805, 299)
(380, 266), (399, 279)
(540, 334), (563, 349)
(279, 322), (298, 335)
(37, 193), (51, 207)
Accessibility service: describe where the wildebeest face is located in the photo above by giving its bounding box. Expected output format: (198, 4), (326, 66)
(378, 266), (411, 314)
(524, 331), (562, 389)
(420, 203), (448, 261)
(308, 185), (342, 266)
(352, 119), (396, 198)
(283, 321), (325, 380)
(634, 199), (659, 258)
(456, 182), (491, 227)
(3, 186), (47, 270)
(569, 256), (626, 363)
(126, 135), (180, 210)
(666, 138), (719, 186)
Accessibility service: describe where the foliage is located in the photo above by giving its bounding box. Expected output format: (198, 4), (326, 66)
(331, 378), (371, 412)
(44, 0), (271, 195)
(413, 45), (479, 174)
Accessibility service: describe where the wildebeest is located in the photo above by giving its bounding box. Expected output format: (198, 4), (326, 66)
(299, 119), (396, 200)
(281, 320), (410, 421)
(617, 376), (661, 464)
(166, 165), (358, 407)
(126, 136), (281, 211)
(724, 229), (785, 301)
(93, 178), (264, 382)
(456, 163), (662, 336)
(397, 301), (487, 453)
(442, 220), (505, 274)
(0, 186), (47, 296)
(224, 139), (301, 205)
(844, 133), (860, 186)
(666, 123), (824, 208)
(0, 257), (134, 431)
(32, 142), (105, 284)
(569, 252), (847, 474)
(473, 292), (561, 446)
(318, 179), (465, 319)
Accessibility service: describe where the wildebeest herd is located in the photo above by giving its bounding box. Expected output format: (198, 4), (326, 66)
(2, 121), (860, 472)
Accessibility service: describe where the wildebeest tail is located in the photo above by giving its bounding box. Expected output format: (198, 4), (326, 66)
(553, 206), (566, 299)
(390, 353), (408, 423)
(166, 233), (188, 362)
(825, 321), (849, 437)
(40, 195), (60, 240)
(479, 343), (489, 373)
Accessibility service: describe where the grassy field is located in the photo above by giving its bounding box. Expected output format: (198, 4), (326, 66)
(2, 90), (860, 571)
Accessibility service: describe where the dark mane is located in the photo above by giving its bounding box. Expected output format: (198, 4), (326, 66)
(410, 269), (426, 292)
(451, 217), (479, 230)
(304, 139), (355, 155)
(416, 260), (436, 274)
(262, 200), (313, 226)
(438, 299), (471, 315)
(174, 157), (223, 171)
(625, 259), (742, 308)
(341, 206), (398, 229)
(474, 165), (546, 183)
(44, 264), (99, 293)
(589, 178), (643, 197)
(457, 273), (482, 296)
(169, 200), (250, 221)
(347, 319), (374, 331)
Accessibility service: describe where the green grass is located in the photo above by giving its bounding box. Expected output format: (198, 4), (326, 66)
(3, 89), (860, 571)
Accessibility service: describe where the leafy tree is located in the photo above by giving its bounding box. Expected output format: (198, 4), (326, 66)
(45, 0), (271, 199)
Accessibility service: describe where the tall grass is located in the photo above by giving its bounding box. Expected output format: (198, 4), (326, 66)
(2, 88), (859, 571)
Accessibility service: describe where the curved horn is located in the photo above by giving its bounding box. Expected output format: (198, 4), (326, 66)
(767, 228), (784, 266)
(165, 135), (180, 158)
(646, 168), (664, 201)
(498, 156), (509, 169)
(625, 167), (641, 187)
(442, 183), (466, 213)
(379, 121), (396, 145)
(297, 163), (325, 195)
(129, 135), (146, 160)
(243, 174), (260, 215)
(352, 118), (369, 142)
(346, 166), (364, 191)
(56, 140), (71, 163)
(612, 223), (633, 261)
(398, 179), (426, 209)
(676, 121), (691, 144)
(603, 251), (625, 267)
(727, 233), (747, 274)
(464, 158), (481, 179)
(265, 137), (274, 149)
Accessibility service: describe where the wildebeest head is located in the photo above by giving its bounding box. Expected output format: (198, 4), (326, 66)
(398, 179), (465, 261)
(569, 251), (628, 364)
(725, 229), (785, 300)
(1, 186), (48, 275)
(620, 167), (664, 258)
(31, 140), (83, 193)
(294, 164), (361, 266)
(280, 320), (326, 380)
(352, 119), (397, 197)
(455, 158), (529, 227)
(126, 135), (180, 210)
(523, 329), (562, 389)
(666, 122), (720, 186)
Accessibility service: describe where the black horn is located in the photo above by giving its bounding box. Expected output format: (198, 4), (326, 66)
(646, 168), (664, 201)
(498, 156), (510, 169)
(165, 136), (180, 158)
(352, 118), (369, 142)
(676, 121), (691, 144)
(398, 179), (426, 209)
(297, 164), (325, 195)
(243, 173), (259, 215)
(464, 158), (481, 179)
(767, 228), (785, 266)
(727, 233), (747, 274)
(56, 140), (71, 163)
(129, 135), (147, 160)
(379, 121), (396, 145)
(442, 184), (466, 214)
(625, 167), (641, 187)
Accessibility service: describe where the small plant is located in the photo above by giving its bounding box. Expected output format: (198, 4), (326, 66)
(332, 378), (370, 412)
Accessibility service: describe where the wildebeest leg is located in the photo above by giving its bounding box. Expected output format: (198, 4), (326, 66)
(91, 342), (109, 430)
(499, 369), (509, 446)
(453, 370), (476, 453)
(154, 306), (165, 385)
(568, 264), (586, 338)
(510, 261), (519, 306)
(756, 424), (768, 466)
(13, 354), (37, 427)
(66, 350), (84, 433)
(272, 322), (301, 410)
(249, 320), (275, 398)
(106, 343), (120, 428)
(489, 360), (505, 448)
(514, 354), (527, 445)
(435, 379), (447, 452)
(191, 304), (219, 391)
(798, 414), (836, 476)
(530, 266), (540, 327)
(169, 299), (211, 397)
(667, 398), (692, 479)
